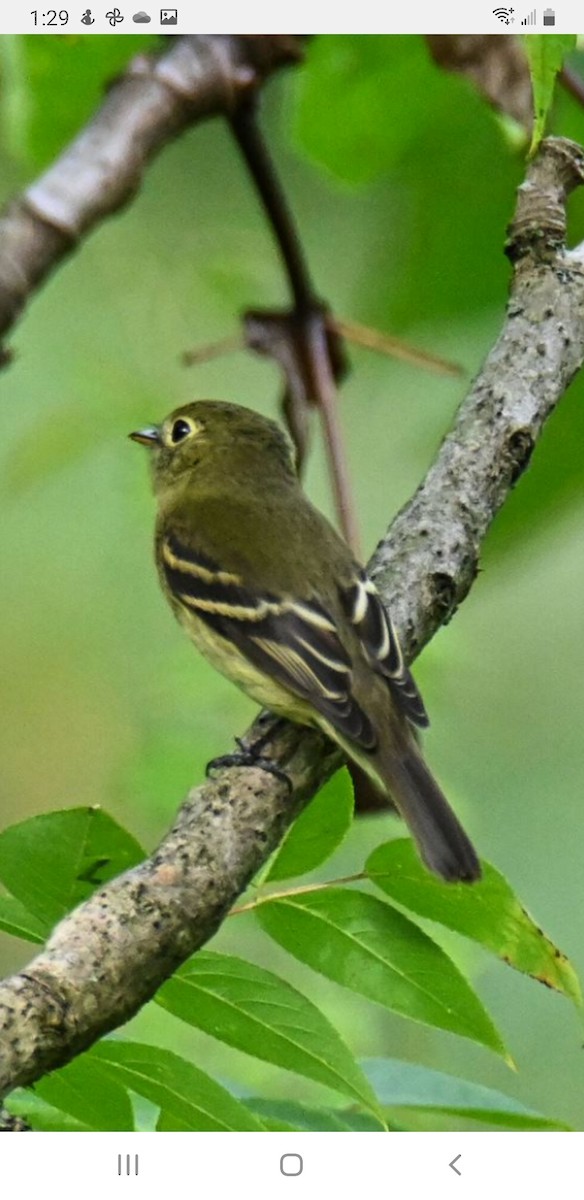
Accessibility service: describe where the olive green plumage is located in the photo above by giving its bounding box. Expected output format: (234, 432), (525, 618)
(130, 400), (480, 883)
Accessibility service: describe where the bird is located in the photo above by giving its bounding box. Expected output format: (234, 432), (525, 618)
(130, 400), (481, 883)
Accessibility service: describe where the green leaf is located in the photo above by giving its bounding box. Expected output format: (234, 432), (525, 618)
(523, 34), (577, 155)
(0, 895), (46, 943)
(32, 1056), (135, 1131)
(89, 1042), (266, 1132)
(256, 888), (507, 1058)
(5, 1090), (89, 1132)
(367, 840), (582, 1007)
(0, 808), (144, 929)
(156, 1110), (222, 1132)
(363, 1058), (570, 1130)
(157, 1106), (300, 1133)
(0, 35), (160, 167)
(156, 950), (380, 1118)
(246, 1097), (387, 1132)
(266, 768), (354, 881)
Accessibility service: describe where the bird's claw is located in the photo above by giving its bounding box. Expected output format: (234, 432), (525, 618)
(206, 744), (293, 793)
(206, 716), (292, 792)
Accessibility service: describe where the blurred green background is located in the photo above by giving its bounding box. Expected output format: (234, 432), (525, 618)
(1, 33), (584, 1129)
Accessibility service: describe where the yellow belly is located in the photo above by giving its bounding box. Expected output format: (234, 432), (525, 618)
(177, 605), (314, 726)
(176, 602), (391, 800)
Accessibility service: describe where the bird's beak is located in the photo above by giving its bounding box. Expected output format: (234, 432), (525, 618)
(129, 425), (161, 447)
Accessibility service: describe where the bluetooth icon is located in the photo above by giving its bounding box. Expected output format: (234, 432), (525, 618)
(105, 6), (124, 22)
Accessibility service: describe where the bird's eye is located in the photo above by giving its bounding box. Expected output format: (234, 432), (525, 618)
(170, 419), (192, 444)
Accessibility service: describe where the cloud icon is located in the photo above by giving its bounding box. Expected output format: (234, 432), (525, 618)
(132, 10), (151, 19)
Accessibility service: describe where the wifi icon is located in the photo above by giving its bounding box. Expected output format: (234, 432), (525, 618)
(493, 6), (514, 21)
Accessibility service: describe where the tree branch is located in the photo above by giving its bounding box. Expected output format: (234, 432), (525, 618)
(230, 99), (317, 312)
(1, 135), (583, 1099)
(371, 137), (584, 655)
(229, 101), (361, 553)
(0, 34), (302, 348)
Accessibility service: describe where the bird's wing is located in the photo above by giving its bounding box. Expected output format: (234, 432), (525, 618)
(161, 532), (377, 750)
(339, 571), (429, 728)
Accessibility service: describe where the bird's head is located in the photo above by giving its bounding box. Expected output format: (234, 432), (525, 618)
(129, 400), (297, 496)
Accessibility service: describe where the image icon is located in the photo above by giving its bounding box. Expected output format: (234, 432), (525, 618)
(160, 7), (177, 22)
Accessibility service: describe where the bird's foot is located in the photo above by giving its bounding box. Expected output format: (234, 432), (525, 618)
(206, 722), (292, 793)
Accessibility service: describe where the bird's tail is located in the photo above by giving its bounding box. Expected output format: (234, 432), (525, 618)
(377, 741), (481, 883)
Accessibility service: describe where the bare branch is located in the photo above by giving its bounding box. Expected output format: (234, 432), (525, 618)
(329, 316), (463, 377)
(230, 99), (316, 311)
(306, 309), (362, 558)
(182, 333), (243, 366)
(0, 34), (302, 345)
(1, 136), (583, 1100)
(228, 101), (360, 552)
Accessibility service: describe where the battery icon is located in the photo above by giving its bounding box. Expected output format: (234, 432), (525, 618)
(543, 7), (555, 22)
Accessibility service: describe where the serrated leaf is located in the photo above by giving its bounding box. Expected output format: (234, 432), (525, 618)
(89, 1042), (266, 1132)
(32, 1056), (135, 1131)
(367, 840), (582, 1007)
(156, 950), (380, 1119)
(363, 1058), (570, 1130)
(523, 34), (577, 154)
(256, 888), (507, 1058)
(266, 768), (354, 882)
(0, 808), (144, 929)
(0, 895), (46, 943)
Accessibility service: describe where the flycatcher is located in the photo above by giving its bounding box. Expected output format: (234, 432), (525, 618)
(130, 400), (480, 883)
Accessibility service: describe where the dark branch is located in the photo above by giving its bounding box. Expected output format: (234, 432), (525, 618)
(229, 102), (359, 550)
(230, 100), (317, 311)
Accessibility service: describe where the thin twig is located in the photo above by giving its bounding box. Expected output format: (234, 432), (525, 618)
(230, 99), (317, 310)
(182, 315), (462, 384)
(229, 100), (360, 552)
(330, 316), (463, 378)
(306, 310), (362, 557)
(182, 333), (243, 366)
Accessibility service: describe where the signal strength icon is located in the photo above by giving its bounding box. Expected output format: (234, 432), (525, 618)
(493, 6), (514, 21)
(521, 7), (536, 21)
